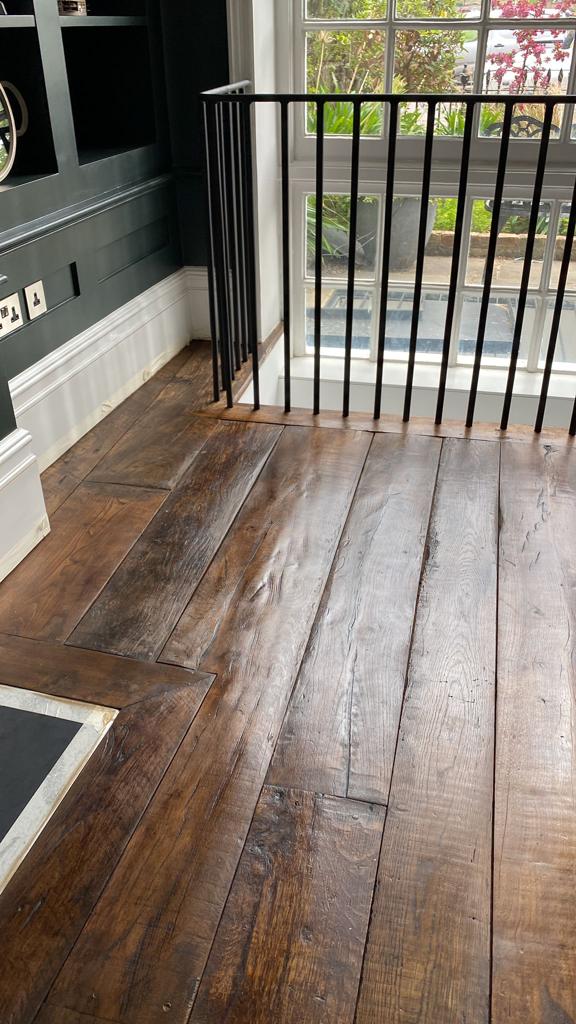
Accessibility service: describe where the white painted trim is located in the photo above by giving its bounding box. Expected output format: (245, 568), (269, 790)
(0, 428), (49, 583)
(9, 269), (211, 473)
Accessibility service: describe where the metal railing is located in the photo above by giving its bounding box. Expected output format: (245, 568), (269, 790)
(202, 84), (576, 435)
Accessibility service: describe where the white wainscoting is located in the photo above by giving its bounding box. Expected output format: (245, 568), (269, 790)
(0, 428), (49, 583)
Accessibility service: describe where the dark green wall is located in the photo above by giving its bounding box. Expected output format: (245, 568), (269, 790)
(0, 0), (229, 441)
(159, 1), (229, 265)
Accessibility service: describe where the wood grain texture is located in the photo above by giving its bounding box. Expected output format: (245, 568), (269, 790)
(268, 433), (440, 803)
(68, 420), (282, 660)
(493, 443), (576, 1024)
(47, 426), (371, 1024)
(355, 438), (499, 1024)
(0, 482), (165, 642)
(40, 374), (168, 515)
(36, 1010), (110, 1024)
(88, 381), (218, 489)
(0, 633), (213, 708)
(200, 402), (575, 447)
(155, 345), (197, 378)
(190, 786), (384, 1024)
(0, 679), (213, 1024)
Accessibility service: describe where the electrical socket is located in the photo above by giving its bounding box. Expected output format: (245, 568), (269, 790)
(24, 280), (48, 320)
(0, 293), (23, 337)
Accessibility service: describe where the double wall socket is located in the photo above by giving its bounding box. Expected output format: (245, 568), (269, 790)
(0, 294), (23, 337)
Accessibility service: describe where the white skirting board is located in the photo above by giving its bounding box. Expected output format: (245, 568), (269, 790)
(0, 428), (49, 583)
(0, 267), (209, 581)
(9, 267), (210, 474)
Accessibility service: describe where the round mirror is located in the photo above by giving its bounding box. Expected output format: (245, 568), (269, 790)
(0, 82), (16, 184)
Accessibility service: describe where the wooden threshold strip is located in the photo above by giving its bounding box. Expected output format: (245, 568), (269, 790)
(198, 402), (576, 447)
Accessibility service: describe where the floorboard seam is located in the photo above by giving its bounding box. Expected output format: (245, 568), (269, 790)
(488, 441), (503, 1024)
(155, 425), (286, 666)
(351, 435), (445, 1024)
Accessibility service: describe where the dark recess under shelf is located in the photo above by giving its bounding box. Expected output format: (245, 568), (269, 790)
(62, 24), (156, 163)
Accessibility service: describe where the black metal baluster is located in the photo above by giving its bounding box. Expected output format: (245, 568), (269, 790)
(403, 100), (436, 423)
(435, 101), (474, 424)
(241, 99), (260, 409)
(313, 99), (325, 416)
(222, 101), (242, 372)
(233, 91), (249, 364)
(281, 100), (291, 414)
(343, 100), (361, 417)
(536, 177), (576, 433)
(500, 103), (553, 431)
(215, 101), (236, 381)
(374, 99), (398, 420)
(206, 100), (233, 407)
(466, 100), (513, 428)
(201, 101), (221, 403)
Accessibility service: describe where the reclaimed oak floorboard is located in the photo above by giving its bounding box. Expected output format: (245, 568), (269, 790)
(492, 443), (576, 1024)
(0, 644), (214, 1024)
(268, 432), (440, 804)
(0, 633), (213, 708)
(0, 482), (165, 643)
(88, 379), (218, 490)
(189, 785), (384, 1024)
(68, 419), (282, 660)
(355, 437), (499, 1024)
(40, 375), (168, 516)
(46, 425), (371, 1024)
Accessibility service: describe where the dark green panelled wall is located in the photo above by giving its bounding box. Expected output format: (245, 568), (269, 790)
(0, 0), (228, 442)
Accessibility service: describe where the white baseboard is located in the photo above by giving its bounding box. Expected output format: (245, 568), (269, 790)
(9, 267), (211, 473)
(0, 428), (49, 583)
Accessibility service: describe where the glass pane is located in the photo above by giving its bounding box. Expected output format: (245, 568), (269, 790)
(306, 193), (380, 278)
(388, 196), (458, 284)
(540, 294), (576, 366)
(396, 0), (480, 19)
(458, 292), (538, 362)
(490, 0), (576, 18)
(305, 287), (373, 356)
(383, 288), (449, 357)
(306, 0), (386, 17)
(549, 207), (576, 289)
(306, 30), (385, 136)
(465, 198), (549, 288)
(482, 29), (572, 103)
(394, 31), (477, 135)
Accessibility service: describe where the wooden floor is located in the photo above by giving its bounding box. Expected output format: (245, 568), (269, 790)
(1, 341), (575, 1024)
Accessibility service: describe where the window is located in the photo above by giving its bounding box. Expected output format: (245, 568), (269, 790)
(287, 0), (576, 370)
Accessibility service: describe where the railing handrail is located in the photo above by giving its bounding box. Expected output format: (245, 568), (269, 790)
(203, 89), (576, 105)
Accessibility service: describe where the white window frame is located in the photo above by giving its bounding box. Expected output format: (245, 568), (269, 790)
(279, 0), (576, 369)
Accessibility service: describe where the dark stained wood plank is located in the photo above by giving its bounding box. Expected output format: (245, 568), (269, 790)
(47, 426), (371, 1024)
(190, 785), (384, 1024)
(68, 420), (282, 660)
(268, 433), (440, 803)
(0, 482), (165, 643)
(0, 677), (213, 1024)
(492, 443), (576, 1024)
(36, 1010), (110, 1024)
(355, 437), (499, 1024)
(40, 375), (167, 515)
(200, 402), (575, 448)
(0, 634), (213, 708)
(88, 381), (218, 489)
(155, 345), (196, 378)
